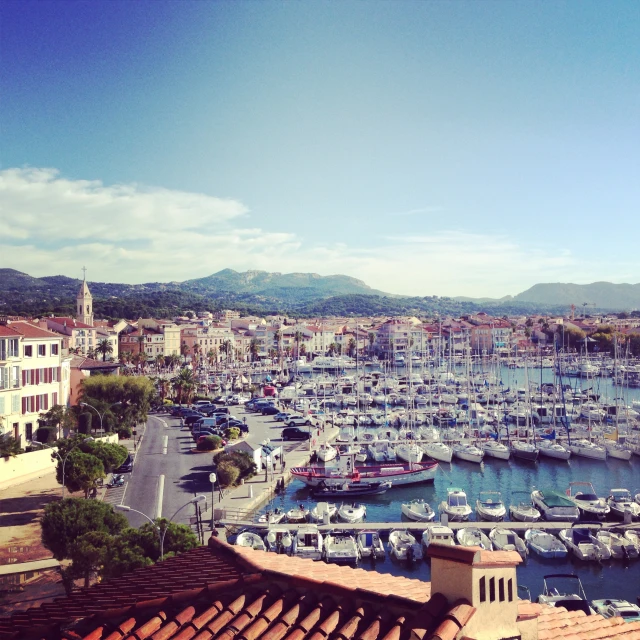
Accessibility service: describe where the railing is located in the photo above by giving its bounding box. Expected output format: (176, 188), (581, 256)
(213, 506), (258, 523)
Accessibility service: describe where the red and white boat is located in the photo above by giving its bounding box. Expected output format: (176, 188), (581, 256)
(291, 453), (438, 488)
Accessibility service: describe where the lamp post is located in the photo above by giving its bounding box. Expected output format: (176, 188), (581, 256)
(116, 495), (205, 561)
(80, 401), (121, 434)
(209, 472), (217, 529)
(33, 437), (93, 498)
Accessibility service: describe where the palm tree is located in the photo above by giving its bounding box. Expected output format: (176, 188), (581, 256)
(300, 344), (307, 359)
(193, 342), (201, 366)
(180, 342), (190, 364)
(137, 333), (146, 357)
(274, 329), (282, 363)
(348, 337), (356, 358)
(293, 331), (303, 358)
(155, 354), (165, 371)
(96, 338), (113, 362)
(87, 347), (97, 359)
(119, 350), (132, 365)
(249, 338), (259, 363)
(220, 340), (233, 365)
(368, 332), (376, 356)
(328, 343), (336, 356)
(156, 377), (170, 403)
(172, 368), (197, 404)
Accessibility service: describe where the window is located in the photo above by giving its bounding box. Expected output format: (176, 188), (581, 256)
(37, 394), (48, 411)
(51, 343), (59, 356)
(0, 368), (8, 390)
(52, 392), (58, 406)
(499, 578), (505, 602)
(38, 344), (46, 357)
(22, 396), (35, 413)
(25, 423), (33, 441)
(0, 396), (4, 414)
(479, 576), (486, 603)
(11, 366), (19, 388)
(508, 579), (513, 602)
(24, 345), (33, 358)
(12, 394), (19, 413)
(489, 577), (495, 603)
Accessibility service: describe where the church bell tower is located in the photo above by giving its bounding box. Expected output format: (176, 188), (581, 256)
(77, 266), (94, 326)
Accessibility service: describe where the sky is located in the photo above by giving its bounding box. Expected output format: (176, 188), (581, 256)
(1, 0), (639, 297)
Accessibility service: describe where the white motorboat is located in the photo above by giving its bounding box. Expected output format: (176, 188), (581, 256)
(537, 574), (592, 615)
(317, 444), (338, 463)
(401, 498), (435, 522)
(606, 489), (640, 520)
(489, 528), (527, 561)
(475, 491), (507, 522)
(624, 530), (640, 552)
(323, 531), (359, 564)
(235, 530), (267, 551)
(566, 482), (610, 520)
(591, 599), (640, 623)
(479, 440), (510, 460)
(439, 487), (473, 521)
(536, 440), (571, 461)
(524, 529), (568, 559)
(337, 502), (367, 523)
(396, 443), (423, 463)
(388, 530), (423, 562)
(567, 439), (607, 461)
(422, 525), (455, 549)
(286, 505), (309, 523)
(558, 524), (611, 561)
(309, 501), (337, 523)
(509, 491), (541, 522)
(258, 507), (286, 525)
(595, 530), (638, 560)
(292, 524), (323, 561)
(452, 443), (484, 464)
(356, 530), (386, 560)
(531, 489), (580, 522)
(456, 527), (492, 550)
(264, 527), (294, 554)
(422, 441), (453, 463)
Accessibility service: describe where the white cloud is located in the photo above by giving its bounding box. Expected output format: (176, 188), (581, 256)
(0, 167), (634, 297)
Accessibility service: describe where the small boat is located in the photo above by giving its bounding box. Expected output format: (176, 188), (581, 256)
(558, 523), (611, 561)
(264, 527), (294, 554)
(537, 574), (593, 616)
(292, 524), (323, 561)
(456, 527), (492, 550)
(235, 530), (267, 551)
(566, 482), (610, 520)
(356, 530), (386, 560)
(396, 443), (423, 463)
(567, 439), (607, 461)
(422, 524), (455, 549)
(479, 440), (510, 460)
(311, 480), (392, 497)
(286, 504), (309, 523)
(422, 441), (453, 463)
(323, 530), (359, 564)
(624, 530), (640, 552)
(591, 599), (640, 622)
(489, 527), (527, 561)
(337, 502), (367, 523)
(531, 489), (580, 522)
(401, 498), (435, 522)
(595, 529), (638, 560)
(509, 491), (541, 522)
(607, 489), (640, 521)
(309, 501), (337, 523)
(316, 444), (338, 463)
(258, 507), (286, 525)
(524, 529), (568, 559)
(510, 441), (539, 462)
(536, 440), (571, 461)
(452, 443), (484, 464)
(388, 530), (423, 562)
(475, 491), (507, 522)
(439, 487), (473, 522)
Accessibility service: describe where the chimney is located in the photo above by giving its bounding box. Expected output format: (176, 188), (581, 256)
(427, 544), (529, 640)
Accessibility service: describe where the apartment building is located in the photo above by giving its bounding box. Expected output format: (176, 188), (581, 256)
(0, 324), (22, 441)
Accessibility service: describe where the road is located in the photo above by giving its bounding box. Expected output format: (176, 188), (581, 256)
(113, 405), (313, 529)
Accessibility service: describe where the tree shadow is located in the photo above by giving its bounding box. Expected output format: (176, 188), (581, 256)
(0, 493), (59, 516)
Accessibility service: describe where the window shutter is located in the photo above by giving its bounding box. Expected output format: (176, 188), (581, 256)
(22, 370), (26, 386)
(36, 396), (40, 412)
(57, 367), (61, 381)
(22, 397), (27, 414)
(44, 395), (49, 410)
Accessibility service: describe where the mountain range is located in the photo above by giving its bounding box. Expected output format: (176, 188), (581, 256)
(0, 268), (638, 318)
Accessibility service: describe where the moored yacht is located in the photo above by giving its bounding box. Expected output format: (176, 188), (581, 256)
(422, 441), (453, 463)
(510, 440), (539, 462)
(401, 498), (435, 522)
(452, 443), (484, 464)
(537, 439), (571, 460)
(566, 482), (610, 520)
(323, 531), (359, 564)
(292, 524), (323, 560)
(509, 491), (541, 522)
(475, 491), (507, 522)
(531, 488), (580, 521)
(357, 530), (386, 560)
(489, 527), (527, 561)
(422, 524), (455, 549)
(567, 439), (607, 460)
(389, 530), (423, 561)
(456, 527), (492, 550)
(607, 488), (640, 520)
(478, 440), (510, 460)
(439, 487), (473, 521)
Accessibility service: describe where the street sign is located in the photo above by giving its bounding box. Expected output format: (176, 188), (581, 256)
(209, 472), (217, 484)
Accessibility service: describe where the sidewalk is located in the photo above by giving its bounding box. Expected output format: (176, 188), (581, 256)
(201, 425), (340, 540)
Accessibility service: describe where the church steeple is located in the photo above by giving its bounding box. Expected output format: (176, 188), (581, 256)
(76, 267), (94, 326)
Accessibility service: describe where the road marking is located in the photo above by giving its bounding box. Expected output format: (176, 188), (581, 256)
(156, 474), (164, 519)
(162, 435), (168, 455)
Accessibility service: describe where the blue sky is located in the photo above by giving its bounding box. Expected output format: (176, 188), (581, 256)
(1, 0), (638, 296)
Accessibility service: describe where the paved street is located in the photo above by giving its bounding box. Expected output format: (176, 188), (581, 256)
(116, 404), (314, 529)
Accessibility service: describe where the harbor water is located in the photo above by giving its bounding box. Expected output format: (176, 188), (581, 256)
(255, 363), (640, 603)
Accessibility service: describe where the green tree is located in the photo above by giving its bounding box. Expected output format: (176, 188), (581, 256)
(68, 531), (112, 588)
(348, 337), (356, 357)
(368, 332), (376, 355)
(122, 519), (198, 562)
(41, 498), (128, 560)
(96, 338), (114, 361)
(82, 439), (128, 473)
(62, 450), (105, 497)
(172, 367), (197, 404)
(216, 460), (240, 486)
(0, 433), (23, 458)
(101, 534), (152, 580)
(249, 338), (259, 362)
(197, 435), (222, 451)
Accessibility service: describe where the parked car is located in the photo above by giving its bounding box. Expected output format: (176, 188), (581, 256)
(184, 413), (206, 426)
(192, 428), (219, 441)
(107, 473), (125, 488)
(287, 416), (312, 428)
(262, 405), (280, 416)
(274, 412), (291, 422)
(114, 454), (133, 473)
(282, 427), (311, 441)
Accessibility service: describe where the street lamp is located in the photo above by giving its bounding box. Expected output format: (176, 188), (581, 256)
(32, 437), (94, 498)
(209, 472), (217, 529)
(80, 401), (122, 434)
(116, 495), (205, 560)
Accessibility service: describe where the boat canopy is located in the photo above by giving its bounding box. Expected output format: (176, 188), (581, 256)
(539, 490), (575, 507)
